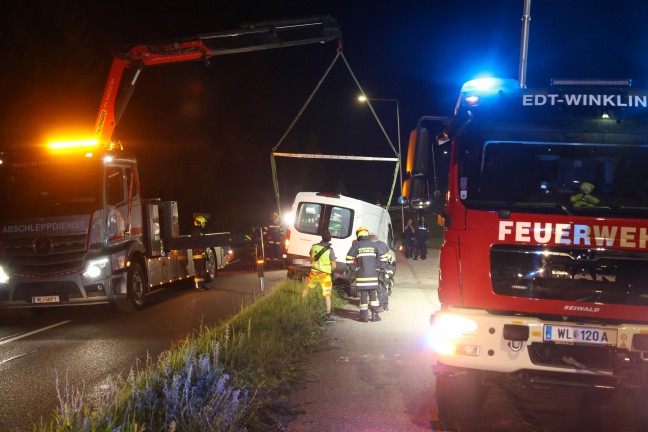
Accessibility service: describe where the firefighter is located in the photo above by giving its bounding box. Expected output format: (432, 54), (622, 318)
(413, 216), (428, 260)
(303, 230), (336, 323)
(369, 234), (393, 312)
(403, 217), (415, 259)
(262, 211), (285, 263)
(192, 215), (209, 291)
(346, 226), (382, 323)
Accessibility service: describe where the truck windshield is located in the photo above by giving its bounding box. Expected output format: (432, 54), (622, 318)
(457, 135), (648, 218)
(0, 157), (102, 219)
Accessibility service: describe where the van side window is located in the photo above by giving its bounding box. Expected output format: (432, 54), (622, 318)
(328, 206), (352, 239)
(295, 202), (322, 234)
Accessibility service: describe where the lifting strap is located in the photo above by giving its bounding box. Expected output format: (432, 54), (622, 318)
(270, 48), (400, 215)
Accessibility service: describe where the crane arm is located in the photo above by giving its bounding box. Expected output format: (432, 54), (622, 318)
(93, 15), (341, 144)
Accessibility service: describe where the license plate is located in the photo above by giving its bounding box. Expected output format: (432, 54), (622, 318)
(544, 324), (616, 345)
(32, 295), (60, 304)
(293, 258), (310, 266)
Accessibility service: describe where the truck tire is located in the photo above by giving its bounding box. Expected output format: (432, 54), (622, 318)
(634, 394), (648, 430)
(115, 262), (146, 312)
(436, 368), (485, 421)
(205, 248), (218, 281)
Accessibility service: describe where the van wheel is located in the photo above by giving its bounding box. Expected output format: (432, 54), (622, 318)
(346, 285), (358, 298)
(115, 262), (146, 312)
(436, 368), (485, 421)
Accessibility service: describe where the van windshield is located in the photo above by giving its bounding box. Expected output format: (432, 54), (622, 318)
(295, 202), (354, 239)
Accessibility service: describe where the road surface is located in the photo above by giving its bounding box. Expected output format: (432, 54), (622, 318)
(286, 251), (636, 432)
(0, 249), (277, 432)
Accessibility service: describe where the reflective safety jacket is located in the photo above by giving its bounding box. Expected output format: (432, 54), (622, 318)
(310, 241), (335, 274)
(346, 238), (381, 290)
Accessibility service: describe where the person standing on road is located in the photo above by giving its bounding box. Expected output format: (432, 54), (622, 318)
(370, 234), (393, 312)
(403, 217), (415, 259)
(346, 226), (382, 323)
(191, 215), (209, 291)
(303, 230), (336, 323)
(413, 216), (429, 260)
(262, 211), (285, 263)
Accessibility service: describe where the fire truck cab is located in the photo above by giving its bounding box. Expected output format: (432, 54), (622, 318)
(406, 76), (648, 427)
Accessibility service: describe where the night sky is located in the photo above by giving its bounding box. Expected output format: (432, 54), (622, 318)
(3, 1), (648, 233)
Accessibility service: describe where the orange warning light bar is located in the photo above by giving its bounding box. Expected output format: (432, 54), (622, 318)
(47, 138), (100, 155)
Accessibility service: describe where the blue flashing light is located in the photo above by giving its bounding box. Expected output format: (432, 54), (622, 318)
(460, 77), (520, 93)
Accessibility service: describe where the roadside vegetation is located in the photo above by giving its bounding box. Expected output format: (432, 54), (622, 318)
(37, 279), (339, 432)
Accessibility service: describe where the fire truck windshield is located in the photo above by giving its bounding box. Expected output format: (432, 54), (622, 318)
(457, 135), (648, 218)
(0, 157), (102, 219)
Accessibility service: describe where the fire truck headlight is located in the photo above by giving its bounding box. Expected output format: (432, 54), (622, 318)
(428, 313), (479, 356)
(83, 257), (110, 280)
(0, 265), (9, 284)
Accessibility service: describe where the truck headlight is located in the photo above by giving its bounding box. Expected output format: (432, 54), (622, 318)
(83, 257), (110, 280)
(0, 265), (9, 284)
(428, 313), (479, 356)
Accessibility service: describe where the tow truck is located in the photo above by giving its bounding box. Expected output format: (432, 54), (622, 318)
(0, 16), (341, 311)
(403, 3), (648, 429)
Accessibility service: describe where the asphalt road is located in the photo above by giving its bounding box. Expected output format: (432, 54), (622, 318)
(286, 251), (637, 432)
(0, 248), (279, 432)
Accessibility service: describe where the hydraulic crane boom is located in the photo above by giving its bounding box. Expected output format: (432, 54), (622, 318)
(93, 15), (341, 144)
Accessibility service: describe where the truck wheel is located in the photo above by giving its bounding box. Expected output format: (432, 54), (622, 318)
(436, 368), (485, 421)
(634, 394), (648, 430)
(205, 248), (218, 281)
(116, 262), (146, 312)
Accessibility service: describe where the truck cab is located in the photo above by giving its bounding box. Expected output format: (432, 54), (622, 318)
(0, 142), (229, 311)
(407, 77), (648, 426)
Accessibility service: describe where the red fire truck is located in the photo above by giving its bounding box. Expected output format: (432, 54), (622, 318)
(405, 75), (648, 427)
(0, 16), (341, 312)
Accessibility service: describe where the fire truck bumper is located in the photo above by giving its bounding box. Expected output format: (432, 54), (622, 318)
(430, 308), (648, 389)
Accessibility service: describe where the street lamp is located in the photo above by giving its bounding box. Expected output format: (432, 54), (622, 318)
(358, 95), (405, 232)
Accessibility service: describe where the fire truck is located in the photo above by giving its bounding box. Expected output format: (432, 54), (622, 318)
(0, 16), (341, 312)
(403, 5), (648, 429)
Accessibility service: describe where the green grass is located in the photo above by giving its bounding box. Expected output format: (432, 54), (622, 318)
(38, 280), (333, 432)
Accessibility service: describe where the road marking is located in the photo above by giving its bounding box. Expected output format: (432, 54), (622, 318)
(0, 320), (71, 346)
(0, 352), (31, 366)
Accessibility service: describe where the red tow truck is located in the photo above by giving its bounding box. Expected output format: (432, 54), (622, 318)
(0, 16), (341, 311)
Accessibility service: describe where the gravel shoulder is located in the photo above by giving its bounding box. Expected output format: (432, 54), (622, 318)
(287, 251), (441, 432)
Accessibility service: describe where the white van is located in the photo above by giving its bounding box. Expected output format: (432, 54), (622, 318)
(285, 192), (396, 289)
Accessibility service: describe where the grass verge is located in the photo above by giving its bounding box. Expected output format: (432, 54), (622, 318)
(37, 279), (333, 432)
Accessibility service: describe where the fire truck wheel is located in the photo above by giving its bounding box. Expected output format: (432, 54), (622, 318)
(436, 368), (485, 422)
(634, 393), (648, 430)
(116, 262), (146, 312)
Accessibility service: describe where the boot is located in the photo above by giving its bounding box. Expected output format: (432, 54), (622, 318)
(359, 309), (369, 323)
(371, 309), (381, 322)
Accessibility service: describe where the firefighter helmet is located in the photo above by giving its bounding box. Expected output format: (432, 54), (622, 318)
(194, 215), (207, 226)
(356, 226), (369, 238)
